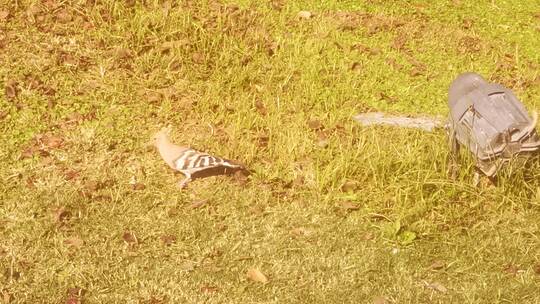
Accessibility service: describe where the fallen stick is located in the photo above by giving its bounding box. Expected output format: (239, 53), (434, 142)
(353, 112), (444, 132)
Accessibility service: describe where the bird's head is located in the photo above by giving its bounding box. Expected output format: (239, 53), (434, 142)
(147, 125), (172, 149)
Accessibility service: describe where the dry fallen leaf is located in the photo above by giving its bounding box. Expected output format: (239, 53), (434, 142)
(256, 134), (269, 148)
(297, 11), (313, 19)
(429, 260), (445, 270)
(503, 263), (519, 276)
(190, 199), (208, 209)
(180, 261), (195, 272)
(131, 182), (146, 191)
(84, 180), (104, 192)
(53, 207), (71, 223)
(146, 91), (163, 104)
(340, 201), (360, 211)
(350, 62), (362, 72)
(122, 231), (137, 244)
(160, 234), (177, 246)
(308, 119), (323, 130)
(64, 236), (84, 248)
(1, 289), (12, 304)
(39, 134), (64, 149)
(65, 287), (84, 304)
(255, 99), (267, 115)
(56, 9), (72, 23)
(270, 0), (284, 11)
(427, 282), (447, 293)
(290, 227), (311, 237)
(247, 268), (268, 283)
(63, 169), (80, 181)
(200, 284), (220, 293)
(115, 48), (133, 60)
(341, 180), (359, 192)
(379, 92), (398, 103)
(4, 80), (18, 101)
(372, 296), (387, 304)
(351, 43), (380, 56)
(192, 52), (205, 64)
(532, 263), (540, 275)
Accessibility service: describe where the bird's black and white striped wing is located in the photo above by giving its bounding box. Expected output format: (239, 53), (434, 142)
(173, 149), (243, 176)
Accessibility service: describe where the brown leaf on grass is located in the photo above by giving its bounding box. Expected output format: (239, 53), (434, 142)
(64, 236), (84, 248)
(180, 261), (196, 272)
(26, 5), (41, 21)
(56, 9), (72, 23)
(38, 134), (64, 149)
(378, 92), (397, 103)
(53, 207), (71, 223)
(255, 99), (267, 115)
(191, 199), (208, 209)
(429, 260), (445, 270)
(351, 43), (380, 56)
(372, 296), (387, 304)
(200, 284), (220, 293)
(160, 234), (177, 246)
(458, 36), (482, 54)
(144, 295), (167, 304)
(316, 130), (329, 148)
(192, 52), (205, 64)
(115, 48), (133, 60)
(392, 34), (407, 51)
(21, 146), (36, 159)
(131, 183), (146, 191)
(84, 180), (105, 192)
(317, 139), (329, 148)
(125, 0), (136, 8)
(122, 231), (137, 244)
(24, 74), (43, 91)
(362, 232), (375, 241)
(65, 287), (85, 304)
(503, 263), (519, 276)
(4, 80), (19, 101)
(409, 67), (424, 77)
(266, 40), (279, 56)
(290, 227), (311, 237)
(256, 134), (269, 148)
(297, 11), (313, 19)
(341, 180), (359, 192)
(0, 111), (7, 120)
(340, 201), (360, 211)
(308, 119), (324, 130)
(42, 0), (58, 9)
(270, 0), (284, 11)
(462, 18), (474, 29)
(426, 282), (447, 293)
(534, 264), (540, 275)
(247, 268), (268, 283)
(146, 91), (163, 104)
(2, 289), (12, 304)
(350, 62), (362, 72)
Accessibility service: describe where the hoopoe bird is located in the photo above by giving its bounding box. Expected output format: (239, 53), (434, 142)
(151, 126), (247, 189)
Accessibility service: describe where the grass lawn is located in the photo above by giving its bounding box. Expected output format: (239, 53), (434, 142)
(1, 0), (540, 303)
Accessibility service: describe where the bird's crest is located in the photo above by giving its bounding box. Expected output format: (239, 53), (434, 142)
(152, 124), (173, 144)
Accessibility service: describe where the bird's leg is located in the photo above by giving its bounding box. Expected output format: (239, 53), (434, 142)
(447, 130), (460, 180)
(178, 175), (192, 189)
